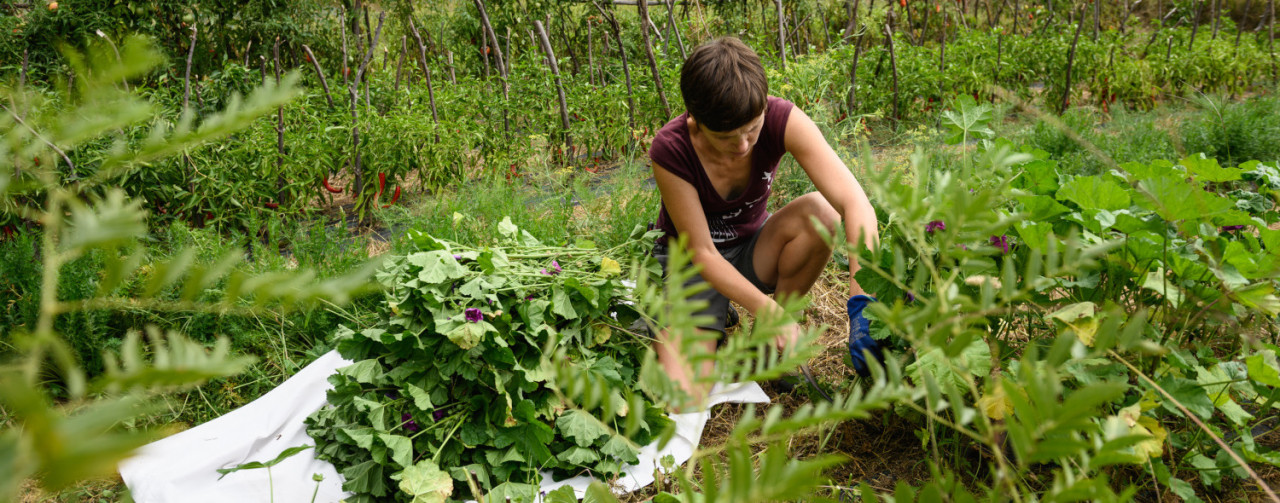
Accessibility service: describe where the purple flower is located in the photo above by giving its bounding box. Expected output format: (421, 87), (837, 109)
(384, 391), (399, 400)
(464, 308), (483, 322)
(525, 295), (534, 301)
(1221, 225), (1247, 232)
(402, 413), (420, 433)
(433, 410), (446, 421)
(925, 220), (946, 234)
(551, 260), (562, 274)
(904, 291), (916, 303)
(453, 254), (462, 260)
(989, 235), (1010, 255)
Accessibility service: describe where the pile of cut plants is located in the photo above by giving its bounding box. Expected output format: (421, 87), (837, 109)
(306, 218), (672, 502)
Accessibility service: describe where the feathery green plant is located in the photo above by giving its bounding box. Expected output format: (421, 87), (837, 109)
(0, 36), (377, 500)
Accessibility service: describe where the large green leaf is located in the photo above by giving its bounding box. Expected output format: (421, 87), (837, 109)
(1137, 176), (1235, 222)
(1182, 153), (1244, 183)
(557, 409), (610, 447)
(1057, 176), (1132, 211)
(397, 460), (453, 503)
(1155, 378), (1215, 420)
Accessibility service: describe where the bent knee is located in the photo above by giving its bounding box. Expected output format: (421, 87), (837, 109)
(797, 192), (840, 232)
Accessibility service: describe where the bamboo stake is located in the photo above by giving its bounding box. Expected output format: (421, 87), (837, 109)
(1061, 8), (1085, 114)
(446, 52), (457, 84)
(302, 45), (334, 108)
(637, 0), (671, 116)
(534, 20), (572, 150)
(776, 0), (788, 68)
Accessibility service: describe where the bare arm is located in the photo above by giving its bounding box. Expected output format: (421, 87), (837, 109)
(782, 107), (879, 295)
(652, 163), (782, 316)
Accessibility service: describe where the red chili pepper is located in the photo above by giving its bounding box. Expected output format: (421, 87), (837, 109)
(377, 172), (387, 200)
(265, 202), (279, 209)
(899, 0), (906, 7)
(323, 176), (343, 193)
(381, 186), (401, 208)
(206, 212), (214, 220)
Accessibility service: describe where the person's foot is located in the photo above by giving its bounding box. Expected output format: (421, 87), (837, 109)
(725, 305), (740, 329)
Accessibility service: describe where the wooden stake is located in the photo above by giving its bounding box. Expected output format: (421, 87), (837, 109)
(1270, 0), (1277, 85)
(302, 45), (335, 108)
(1212, 0), (1221, 40)
(638, 0), (671, 116)
(1237, 0), (1255, 50)
(885, 21), (900, 124)
(393, 35), (407, 95)
(587, 20), (597, 86)
(447, 51), (457, 84)
(184, 27), (197, 110)
(776, 0), (788, 68)
(473, 0), (510, 135)
(273, 38), (286, 204)
(408, 20), (441, 135)
(847, 30), (866, 113)
(1189, 0), (1203, 48)
(592, 1), (638, 133)
(1061, 8), (1085, 115)
(535, 20), (572, 150)
(665, 0), (687, 59)
(350, 12), (386, 215)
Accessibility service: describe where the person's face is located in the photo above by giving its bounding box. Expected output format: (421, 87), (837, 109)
(696, 110), (766, 159)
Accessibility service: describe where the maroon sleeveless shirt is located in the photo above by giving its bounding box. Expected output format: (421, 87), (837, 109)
(649, 97), (794, 248)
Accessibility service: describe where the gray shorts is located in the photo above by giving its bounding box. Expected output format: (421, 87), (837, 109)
(653, 230), (776, 335)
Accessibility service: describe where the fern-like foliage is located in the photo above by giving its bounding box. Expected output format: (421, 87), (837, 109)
(0, 36), (376, 500)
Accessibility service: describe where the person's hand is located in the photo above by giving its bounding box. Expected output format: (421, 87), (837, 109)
(774, 321), (803, 354)
(847, 295), (884, 377)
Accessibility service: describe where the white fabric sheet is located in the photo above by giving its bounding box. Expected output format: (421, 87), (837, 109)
(120, 351), (770, 502)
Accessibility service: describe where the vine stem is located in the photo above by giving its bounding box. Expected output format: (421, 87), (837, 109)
(1110, 351), (1280, 503)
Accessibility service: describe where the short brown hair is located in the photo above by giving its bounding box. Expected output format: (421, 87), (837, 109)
(680, 37), (768, 132)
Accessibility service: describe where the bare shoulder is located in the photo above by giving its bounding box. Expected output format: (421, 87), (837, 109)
(783, 106), (824, 153)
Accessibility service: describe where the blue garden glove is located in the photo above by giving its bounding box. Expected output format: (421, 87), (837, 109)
(847, 295), (884, 377)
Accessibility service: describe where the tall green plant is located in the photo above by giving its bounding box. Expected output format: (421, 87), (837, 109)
(0, 36), (377, 500)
